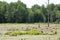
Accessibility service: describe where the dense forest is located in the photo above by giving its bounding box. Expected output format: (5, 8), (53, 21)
(0, 1), (60, 23)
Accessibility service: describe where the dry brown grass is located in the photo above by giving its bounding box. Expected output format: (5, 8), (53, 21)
(0, 23), (60, 40)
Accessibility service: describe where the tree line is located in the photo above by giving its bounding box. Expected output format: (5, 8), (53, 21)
(0, 1), (60, 23)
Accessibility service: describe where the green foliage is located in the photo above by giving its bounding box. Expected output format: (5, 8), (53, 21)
(0, 1), (60, 23)
(10, 31), (21, 36)
(4, 32), (11, 35)
(4, 30), (44, 36)
(4, 30), (57, 36)
(26, 30), (40, 35)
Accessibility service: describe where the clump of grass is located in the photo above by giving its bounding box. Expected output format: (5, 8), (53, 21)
(51, 30), (57, 35)
(54, 30), (57, 34)
(5, 30), (56, 36)
(26, 30), (40, 35)
(59, 38), (60, 40)
(4, 32), (11, 35)
(4, 30), (42, 36)
(10, 31), (21, 36)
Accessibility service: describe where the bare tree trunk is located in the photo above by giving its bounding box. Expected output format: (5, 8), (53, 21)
(48, 0), (50, 27)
